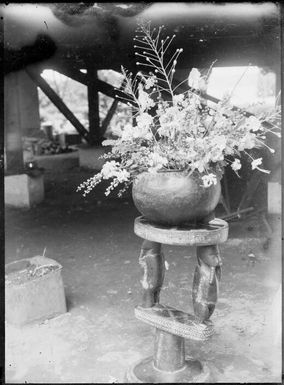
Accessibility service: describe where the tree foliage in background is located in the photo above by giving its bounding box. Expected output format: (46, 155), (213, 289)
(38, 70), (132, 136)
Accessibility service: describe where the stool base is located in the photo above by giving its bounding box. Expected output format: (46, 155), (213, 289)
(125, 356), (210, 383)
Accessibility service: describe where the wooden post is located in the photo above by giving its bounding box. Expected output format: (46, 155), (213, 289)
(87, 66), (101, 144)
(101, 93), (121, 136)
(26, 67), (92, 144)
(4, 72), (24, 174)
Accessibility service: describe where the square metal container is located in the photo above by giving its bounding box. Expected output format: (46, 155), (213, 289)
(5, 256), (67, 326)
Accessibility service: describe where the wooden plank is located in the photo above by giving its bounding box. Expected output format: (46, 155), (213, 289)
(26, 67), (92, 143)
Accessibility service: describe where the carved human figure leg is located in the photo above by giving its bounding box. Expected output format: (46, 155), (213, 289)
(139, 240), (165, 308)
(192, 245), (222, 322)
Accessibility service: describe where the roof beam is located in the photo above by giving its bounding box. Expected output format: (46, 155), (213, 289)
(52, 62), (128, 101)
(26, 66), (93, 144)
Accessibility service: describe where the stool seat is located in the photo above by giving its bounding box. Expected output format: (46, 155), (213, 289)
(135, 304), (214, 341)
(134, 216), (228, 246)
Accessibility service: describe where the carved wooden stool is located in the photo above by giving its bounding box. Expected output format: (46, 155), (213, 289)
(126, 216), (229, 383)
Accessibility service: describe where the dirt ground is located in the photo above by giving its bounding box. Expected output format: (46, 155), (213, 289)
(5, 166), (282, 383)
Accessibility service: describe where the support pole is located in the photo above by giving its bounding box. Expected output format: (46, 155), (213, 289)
(87, 66), (101, 144)
(101, 96), (119, 136)
(4, 73), (24, 174)
(26, 67), (92, 144)
(100, 84), (124, 136)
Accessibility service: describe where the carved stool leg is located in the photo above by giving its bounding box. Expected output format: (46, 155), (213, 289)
(153, 329), (185, 372)
(126, 240), (211, 383)
(127, 326), (210, 383)
(139, 240), (165, 308)
(192, 245), (222, 322)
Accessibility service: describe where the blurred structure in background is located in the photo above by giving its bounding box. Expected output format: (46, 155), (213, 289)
(3, 2), (281, 210)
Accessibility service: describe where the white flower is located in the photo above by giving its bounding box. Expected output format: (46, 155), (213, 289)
(251, 158), (263, 170)
(132, 126), (152, 140)
(138, 85), (155, 112)
(115, 169), (130, 183)
(101, 161), (120, 179)
(245, 116), (262, 132)
(188, 68), (201, 89)
(136, 112), (153, 129)
(101, 161), (130, 191)
(202, 173), (217, 187)
(210, 148), (224, 162)
(213, 115), (227, 129)
(231, 158), (242, 171)
(149, 153), (168, 168)
(158, 106), (182, 137)
(121, 125), (136, 141)
(197, 163), (205, 173)
(251, 157), (271, 174)
(173, 94), (184, 105)
(211, 135), (227, 151)
(238, 133), (256, 151)
(120, 122), (152, 142)
(144, 76), (156, 90)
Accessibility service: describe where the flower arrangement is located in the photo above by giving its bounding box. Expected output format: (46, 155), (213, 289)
(78, 22), (280, 197)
